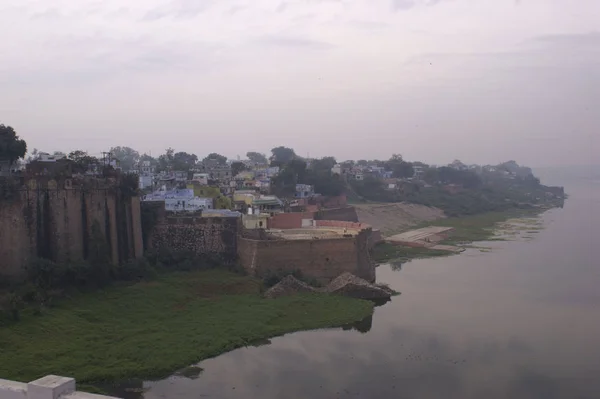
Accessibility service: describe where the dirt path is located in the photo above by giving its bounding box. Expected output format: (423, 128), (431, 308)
(354, 203), (445, 236)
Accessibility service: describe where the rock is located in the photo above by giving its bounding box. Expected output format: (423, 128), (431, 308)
(264, 275), (318, 299)
(325, 272), (392, 300)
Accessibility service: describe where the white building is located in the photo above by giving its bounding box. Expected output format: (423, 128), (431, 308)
(192, 173), (209, 185)
(165, 197), (213, 212)
(139, 175), (154, 190)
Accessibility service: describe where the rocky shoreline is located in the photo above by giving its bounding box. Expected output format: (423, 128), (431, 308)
(265, 272), (397, 300)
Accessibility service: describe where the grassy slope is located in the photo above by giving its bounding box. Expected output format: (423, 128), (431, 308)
(0, 270), (373, 384)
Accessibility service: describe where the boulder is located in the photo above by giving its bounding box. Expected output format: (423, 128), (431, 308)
(264, 275), (318, 299)
(325, 272), (392, 300)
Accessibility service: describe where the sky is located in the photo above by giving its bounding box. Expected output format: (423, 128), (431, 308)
(0, 0), (598, 167)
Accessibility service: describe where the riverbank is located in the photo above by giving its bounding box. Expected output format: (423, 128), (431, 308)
(372, 208), (547, 264)
(0, 269), (373, 387)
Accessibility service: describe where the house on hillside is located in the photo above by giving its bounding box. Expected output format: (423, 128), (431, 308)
(253, 196), (283, 216)
(413, 165), (426, 179)
(165, 197), (213, 212)
(295, 184), (314, 198)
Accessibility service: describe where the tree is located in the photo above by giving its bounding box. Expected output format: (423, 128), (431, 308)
(437, 167), (482, 189)
(356, 160), (368, 166)
(68, 150), (99, 173)
(246, 151), (268, 165)
(0, 124), (27, 166)
(385, 154), (414, 178)
(231, 161), (248, 177)
(52, 151), (66, 159)
(271, 159), (307, 195)
(310, 156), (337, 172)
(110, 146), (140, 172)
(172, 152), (198, 172)
(140, 153), (157, 165)
(203, 153), (227, 166)
(157, 148), (175, 172)
(270, 146), (296, 164)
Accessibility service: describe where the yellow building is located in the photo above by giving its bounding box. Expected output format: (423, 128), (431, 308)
(233, 191), (256, 206)
(242, 214), (269, 229)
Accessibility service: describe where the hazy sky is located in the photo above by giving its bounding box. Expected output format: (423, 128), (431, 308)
(1, 0), (598, 166)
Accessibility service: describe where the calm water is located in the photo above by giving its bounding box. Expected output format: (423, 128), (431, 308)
(121, 176), (599, 399)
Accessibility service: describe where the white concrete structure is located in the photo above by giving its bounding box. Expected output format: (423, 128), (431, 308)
(138, 175), (153, 190)
(165, 197), (213, 212)
(0, 375), (121, 399)
(192, 173), (209, 185)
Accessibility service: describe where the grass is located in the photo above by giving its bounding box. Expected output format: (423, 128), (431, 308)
(372, 243), (451, 264)
(373, 208), (546, 264)
(413, 209), (543, 245)
(0, 269), (373, 385)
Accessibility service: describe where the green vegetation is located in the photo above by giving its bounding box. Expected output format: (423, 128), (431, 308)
(416, 209), (542, 245)
(372, 208), (546, 264)
(372, 243), (450, 264)
(0, 269), (373, 384)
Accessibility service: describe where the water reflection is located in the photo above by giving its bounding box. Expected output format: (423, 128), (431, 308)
(107, 179), (598, 399)
(342, 314), (373, 333)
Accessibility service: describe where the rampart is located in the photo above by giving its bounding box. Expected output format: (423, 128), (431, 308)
(144, 211), (239, 260)
(268, 206), (359, 229)
(238, 226), (375, 284)
(0, 178), (143, 278)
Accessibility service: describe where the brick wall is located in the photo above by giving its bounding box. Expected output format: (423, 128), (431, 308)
(148, 216), (239, 259)
(238, 230), (375, 284)
(314, 220), (370, 230)
(267, 212), (314, 229)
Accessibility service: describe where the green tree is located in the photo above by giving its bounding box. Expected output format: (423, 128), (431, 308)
(0, 124), (27, 166)
(110, 146), (140, 172)
(310, 156), (337, 171)
(52, 151), (66, 159)
(68, 150), (99, 173)
(385, 154), (414, 178)
(231, 161), (248, 177)
(271, 159), (307, 195)
(157, 148), (175, 172)
(246, 151), (268, 164)
(270, 146), (296, 164)
(173, 152), (198, 171)
(203, 153), (227, 165)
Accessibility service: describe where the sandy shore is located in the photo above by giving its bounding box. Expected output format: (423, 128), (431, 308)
(354, 203), (445, 236)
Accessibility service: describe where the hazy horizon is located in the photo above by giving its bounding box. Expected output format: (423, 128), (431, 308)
(1, 0), (598, 167)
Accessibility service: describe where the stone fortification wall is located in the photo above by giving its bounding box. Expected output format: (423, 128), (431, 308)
(268, 206), (359, 230)
(238, 227), (375, 284)
(147, 215), (239, 260)
(0, 179), (143, 278)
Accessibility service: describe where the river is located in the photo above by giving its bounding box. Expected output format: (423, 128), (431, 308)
(119, 173), (599, 399)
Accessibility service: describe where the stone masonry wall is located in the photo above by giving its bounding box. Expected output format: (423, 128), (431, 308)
(0, 184), (143, 278)
(238, 231), (375, 284)
(148, 216), (239, 259)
